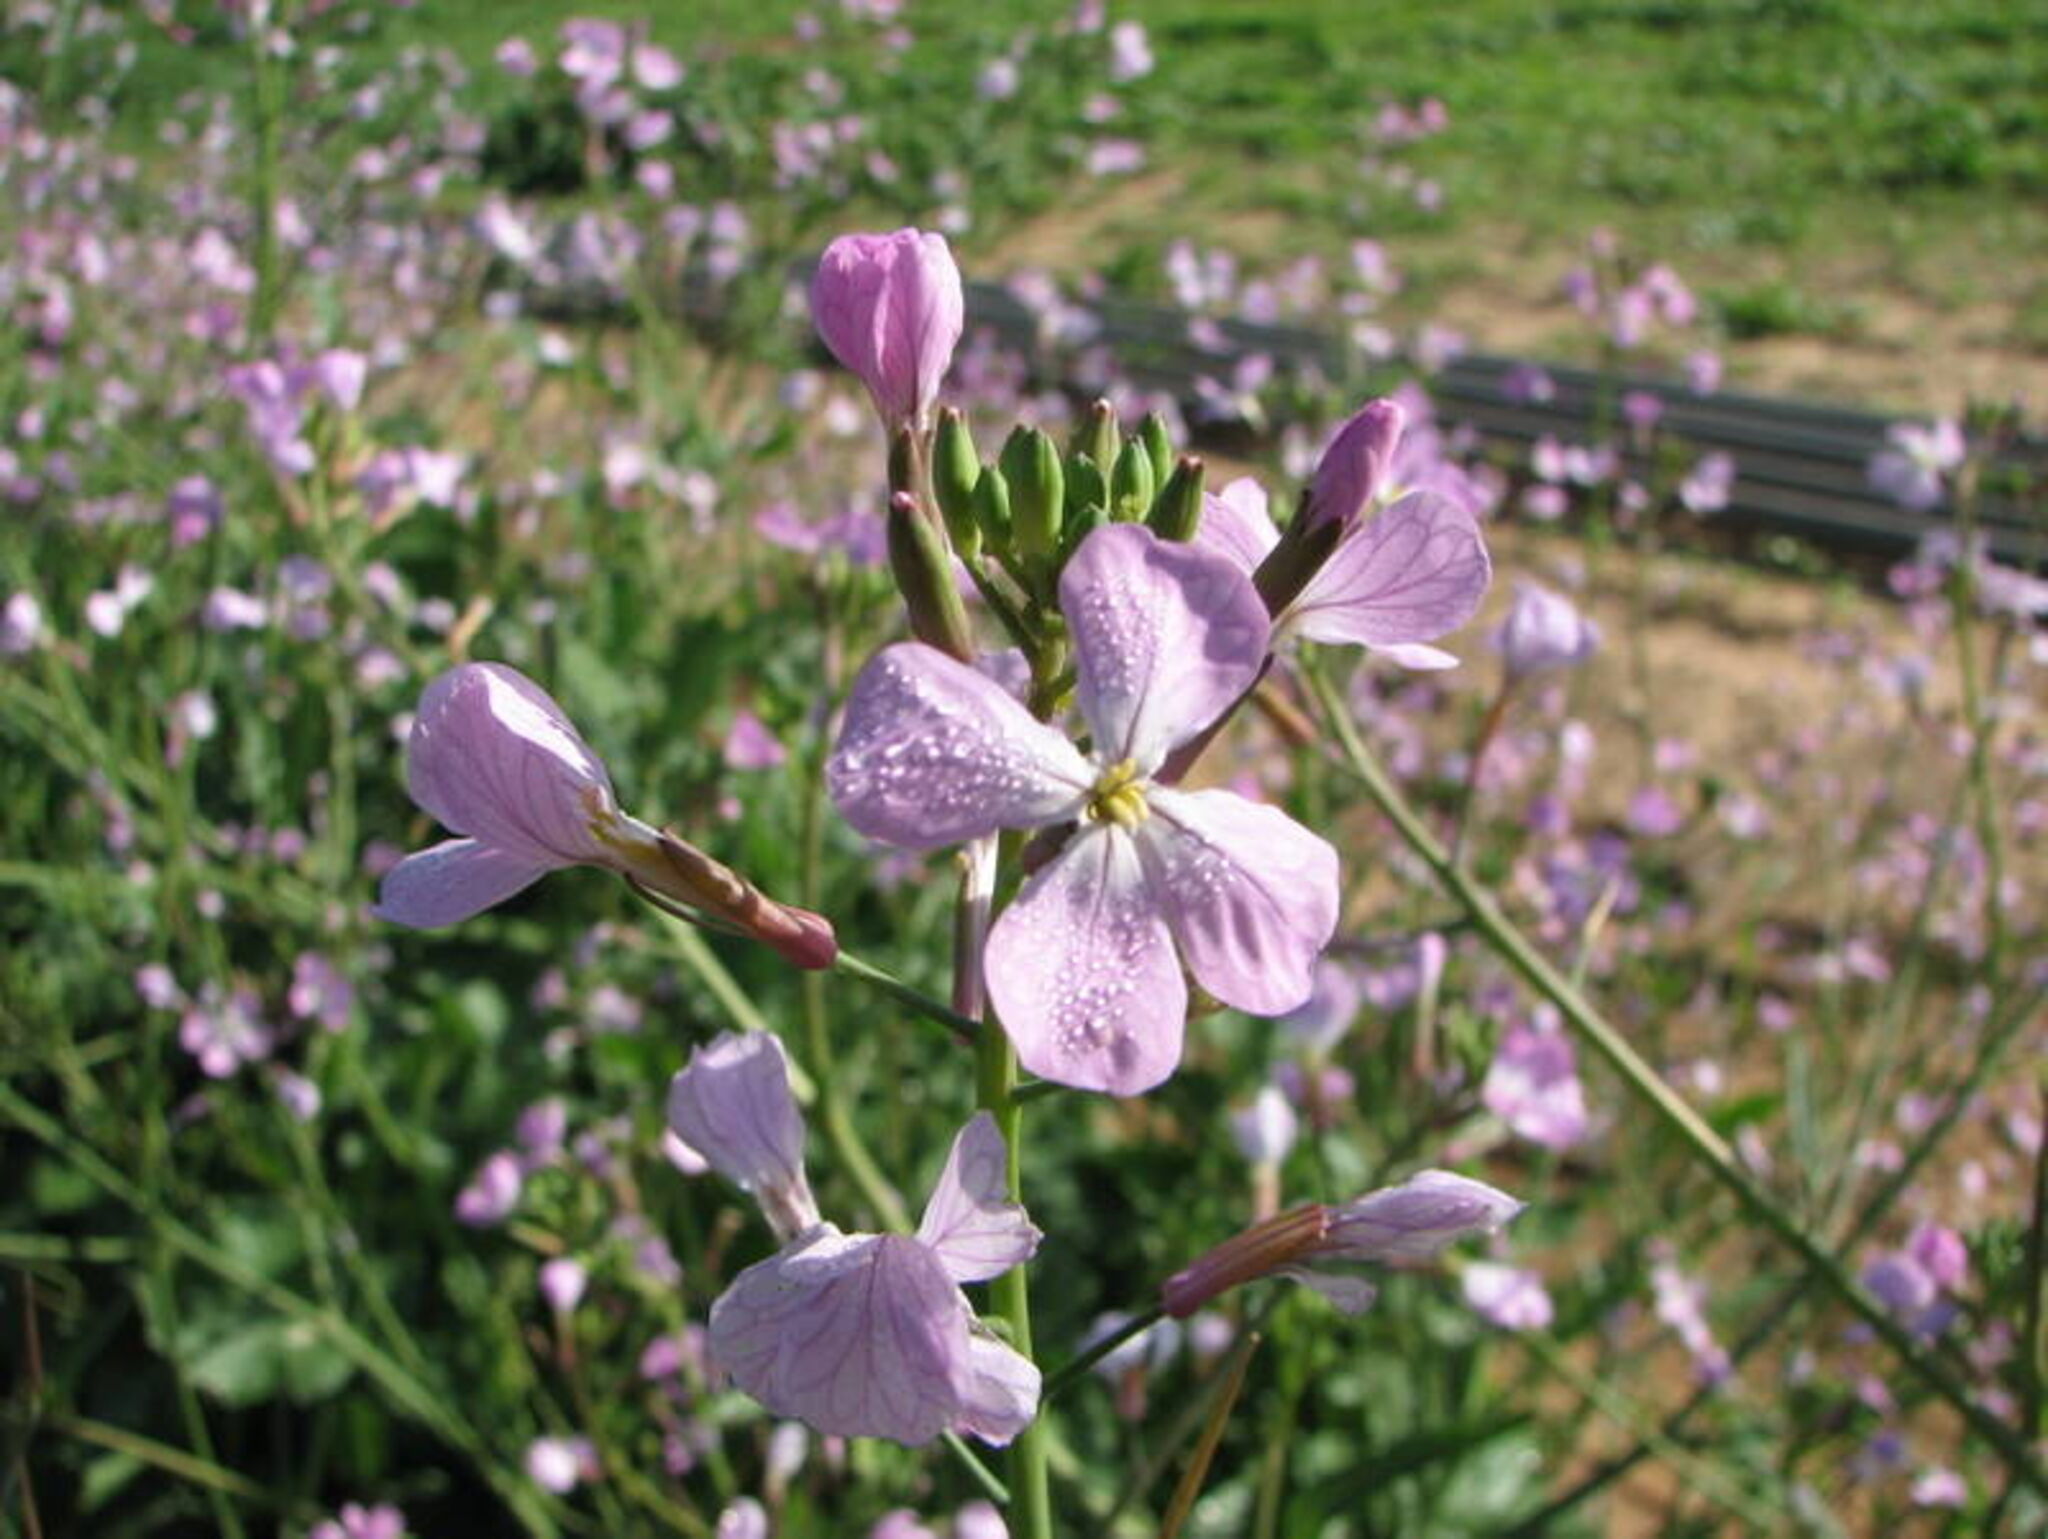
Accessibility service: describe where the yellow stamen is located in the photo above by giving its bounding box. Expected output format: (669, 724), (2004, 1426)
(1085, 758), (1151, 829)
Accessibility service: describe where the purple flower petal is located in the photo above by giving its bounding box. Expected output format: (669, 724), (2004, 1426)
(1140, 788), (1339, 1017)
(915, 1112), (1041, 1284)
(953, 1332), (1041, 1446)
(1061, 524), (1269, 773)
(1318, 1170), (1523, 1262)
(828, 644), (1090, 851)
(373, 837), (550, 928)
(1190, 478), (1279, 577)
(668, 1032), (819, 1241)
(406, 663), (617, 868)
(709, 1227), (970, 1446)
(1288, 491), (1491, 649)
(1369, 641), (1460, 671)
(1280, 1267), (1379, 1315)
(985, 826), (1186, 1096)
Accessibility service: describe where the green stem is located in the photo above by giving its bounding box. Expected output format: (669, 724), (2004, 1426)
(1300, 654), (2048, 1497)
(1042, 1306), (1166, 1403)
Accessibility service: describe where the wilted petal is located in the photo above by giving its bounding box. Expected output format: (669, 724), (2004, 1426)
(829, 644), (1090, 851)
(668, 1032), (819, 1240)
(1288, 491), (1491, 649)
(708, 1228), (970, 1445)
(952, 1331), (1041, 1446)
(406, 663), (617, 868)
(1140, 788), (1339, 1018)
(985, 826), (1185, 1096)
(1062, 524), (1269, 772)
(374, 838), (550, 928)
(916, 1113), (1041, 1284)
(1317, 1170), (1522, 1262)
(1191, 478), (1279, 577)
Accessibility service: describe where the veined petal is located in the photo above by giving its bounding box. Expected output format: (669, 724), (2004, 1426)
(406, 663), (618, 868)
(709, 1228), (971, 1446)
(1288, 491), (1491, 649)
(828, 644), (1090, 851)
(1140, 788), (1339, 1017)
(985, 826), (1186, 1096)
(373, 838), (550, 928)
(916, 1112), (1041, 1284)
(1191, 477), (1280, 578)
(1060, 524), (1269, 773)
(953, 1330), (1041, 1446)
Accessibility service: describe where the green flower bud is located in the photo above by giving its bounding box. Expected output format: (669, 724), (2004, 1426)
(1074, 398), (1120, 481)
(1110, 439), (1156, 522)
(1065, 453), (1108, 526)
(932, 407), (982, 561)
(1001, 425), (1064, 560)
(972, 461), (1012, 554)
(886, 491), (975, 662)
(1147, 454), (1206, 542)
(1139, 411), (1175, 489)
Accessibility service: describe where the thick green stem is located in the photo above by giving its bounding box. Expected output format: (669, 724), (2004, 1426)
(1301, 655), (2048, 1497)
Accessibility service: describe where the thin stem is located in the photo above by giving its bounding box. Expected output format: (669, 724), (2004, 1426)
(830, 949), (981, 1042)
(1043, 1307), (1167, 1403)
(1449, 682), (1512, 866)
(941, 1431), (1011, 1507)
(1300, 653), (2048, 1497)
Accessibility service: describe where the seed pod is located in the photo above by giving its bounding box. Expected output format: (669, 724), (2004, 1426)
(887, 490), (975, 662)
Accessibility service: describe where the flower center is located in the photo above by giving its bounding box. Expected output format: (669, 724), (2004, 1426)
(1085, 758), (1150, 829)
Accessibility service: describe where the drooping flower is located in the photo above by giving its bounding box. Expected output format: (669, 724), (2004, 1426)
(1161, 1169), (1520, 1317)
(376, 663), (833, 966)
(671, 1032), (1042, 1445)
(1195, 473), (1490, 670)
(829, 524), (1340, 1094)
(810, 228), (964, 430)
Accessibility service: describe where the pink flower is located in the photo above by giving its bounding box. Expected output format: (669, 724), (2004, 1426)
(1195, 473), (1490, 670)
(308, 1502), (406, 1539)
(1868, 419), (1965, 512)
(676, 1034), (1042, 1445)
(525, 1434), (594, 1493)
(455, 1151), (522, 1227)
(377, 664), (833, 966)
(1462, 1262), (1554, 1330)
(1482, 1010), (1589, 1150)
(829, 525), (1339, 1094)
(1495, 583), (1599, 679)
(810, 228), (964, 429)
